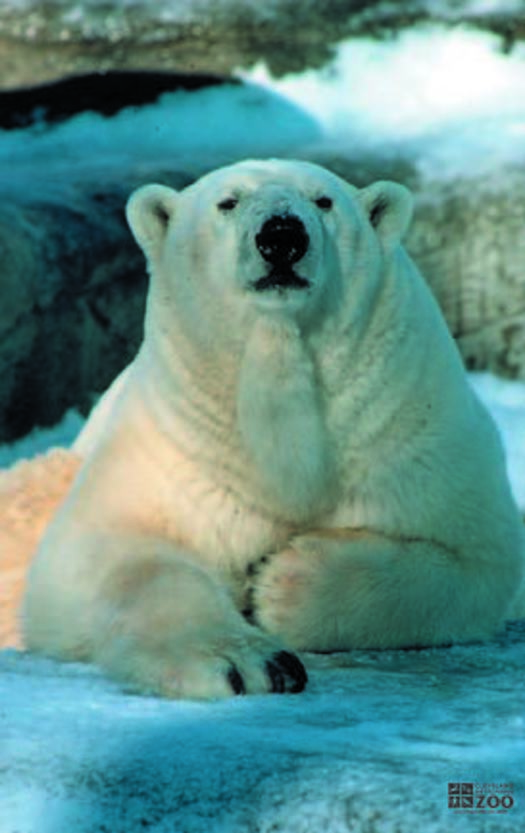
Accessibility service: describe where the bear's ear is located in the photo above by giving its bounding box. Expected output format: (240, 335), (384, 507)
(126, 184), (179, 258)
(357, 181), (413, 250)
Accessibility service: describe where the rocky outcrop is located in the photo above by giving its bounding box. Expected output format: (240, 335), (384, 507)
(0, 0), (523, 87)
(0, 165), (196, 442)
(408, 169), (525, 379)
(0, 180), (143, 440)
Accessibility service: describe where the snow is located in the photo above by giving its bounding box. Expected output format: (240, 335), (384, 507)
(1, 626), (525, 833)
(247, 28), (525, 140)
(1, 19), (525, 833)
(243, 27), (525, 180)
(0, 409), (84, 470)
(470, 374), (525, 509)
(0, 83), (320, 180)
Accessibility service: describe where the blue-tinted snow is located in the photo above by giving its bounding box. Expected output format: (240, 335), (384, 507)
(470, 373), (525, 509)
(0, 82), (321, 181)
(1, 625), (525, 833)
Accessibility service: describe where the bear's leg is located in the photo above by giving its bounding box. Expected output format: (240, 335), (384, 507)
(23, 536), (307, 699)
(251, 529), (519, 650)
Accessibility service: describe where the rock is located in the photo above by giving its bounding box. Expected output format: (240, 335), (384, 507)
(0, 0), (524, 88)
(0, 170), (190, 442)
(407, 169), (525, 379)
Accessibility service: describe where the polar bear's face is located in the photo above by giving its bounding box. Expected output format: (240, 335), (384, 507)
(126, 160), (413, 347)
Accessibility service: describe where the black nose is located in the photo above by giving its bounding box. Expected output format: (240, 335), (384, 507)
(255, 214), (309, 266)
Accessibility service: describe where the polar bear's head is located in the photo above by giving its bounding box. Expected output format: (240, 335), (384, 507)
(126, 159), (413, 348)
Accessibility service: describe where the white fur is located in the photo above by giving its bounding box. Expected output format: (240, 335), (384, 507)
(23, 159), (525, 698)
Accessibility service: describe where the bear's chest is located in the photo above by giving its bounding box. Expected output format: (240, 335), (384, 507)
(235, 318), (337, 522)
(159, 457), (295, 570)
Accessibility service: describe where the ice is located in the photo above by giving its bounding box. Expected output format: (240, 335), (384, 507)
(0, 373), (523, 831)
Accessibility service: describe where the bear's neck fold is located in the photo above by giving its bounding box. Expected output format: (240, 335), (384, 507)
(138, 319), (334, 523)
(237, 316), (334, 522)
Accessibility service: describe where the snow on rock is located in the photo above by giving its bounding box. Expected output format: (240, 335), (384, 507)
(1, 624), (524, 832)
(244, 26), (525, 181)
(0, 80), (319, 176)
(4, 25), (522, 183)
(2, 0), (524, 88)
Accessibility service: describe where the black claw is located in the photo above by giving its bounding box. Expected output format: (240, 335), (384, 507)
(273, 650), (308, 694)
(266, 659), (286, 693)
(227, 665), (246, 695)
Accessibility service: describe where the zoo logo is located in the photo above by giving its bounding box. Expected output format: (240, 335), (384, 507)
(448, 782), (515, 814)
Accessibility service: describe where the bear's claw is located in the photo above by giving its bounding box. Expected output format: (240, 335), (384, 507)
(273, 650), (308, 693)
(265, 657), (286, 693)
(266, 650), (308, 694)
(227, 665), (246, 695)
(229, 650), (307, 695)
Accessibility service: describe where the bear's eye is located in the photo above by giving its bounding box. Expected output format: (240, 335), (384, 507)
(314, 196), (333, 211)
(217, 197), (239, 212)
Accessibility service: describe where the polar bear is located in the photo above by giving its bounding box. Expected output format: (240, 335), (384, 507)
(22, 159), (525, 699)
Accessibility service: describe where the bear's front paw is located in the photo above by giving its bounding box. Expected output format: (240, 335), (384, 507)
(250, 544), (323, 648)
(95, 620), (307, 700)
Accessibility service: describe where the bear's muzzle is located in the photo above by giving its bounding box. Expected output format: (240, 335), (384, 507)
(253, 214), (311, 293)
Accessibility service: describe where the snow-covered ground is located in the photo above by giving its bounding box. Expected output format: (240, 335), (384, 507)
(1, 626), (525, 833)
(1, 20), (525, 833)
